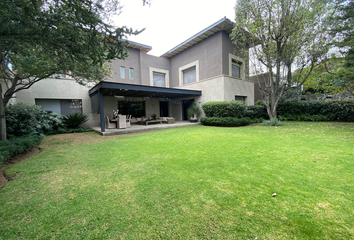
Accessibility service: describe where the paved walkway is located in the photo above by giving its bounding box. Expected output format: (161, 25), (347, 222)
(92, 121), (200, 136)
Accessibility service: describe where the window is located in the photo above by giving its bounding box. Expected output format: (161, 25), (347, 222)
(129, 68), (134, 79)
(232, 59), (241, 78)
(229, 54), (245, 79)
(118, 101), (145, 118)
(235, 96), (246, 102)
(183, 67), (196, 84)
(153, 72), (165, 87)
(149, 67), (169, 87)
(35, 99), (82, 115)
(120, 66), (125, 79)
(179, 60), (199, 86)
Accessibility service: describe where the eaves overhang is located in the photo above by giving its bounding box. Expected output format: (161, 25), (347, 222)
(89, 82), (202, 99)
(107, 38), (152, 53)
(160, 17), (234, 59)
(125, 40), (152, 53)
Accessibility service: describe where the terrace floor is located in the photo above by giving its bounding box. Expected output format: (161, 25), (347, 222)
(92, 121), (201, 136)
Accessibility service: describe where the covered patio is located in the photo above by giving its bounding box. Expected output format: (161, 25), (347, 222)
(89, 82), (202, 133)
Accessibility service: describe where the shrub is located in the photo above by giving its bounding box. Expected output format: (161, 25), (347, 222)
(244, 105), (268, 119)
(277, 100), (354, 122)
(261, 118), (282, 126)
(200, 117), (251, 127)
(63, 113), (88, 128)
(5, 103), (65, 137)
(202, 101), (246, 118)
(0, 135), (42, 167)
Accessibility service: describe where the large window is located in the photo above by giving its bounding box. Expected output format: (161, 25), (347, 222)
(35, 99), (82, 115)
(118, 101), (145, 117)
(232, 59), (241, 78)
(153, 72), (165, 87)
(183, 67), (196, 84)
(149, 67), (169, 87)
(179, 60), (199, 86)
(229, 54), (245, 79)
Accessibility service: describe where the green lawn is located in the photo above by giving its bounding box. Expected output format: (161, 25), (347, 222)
(0, 122), (353, 239)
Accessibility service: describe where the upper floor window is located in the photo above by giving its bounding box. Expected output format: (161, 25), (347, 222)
(229, 54), (245, 79)
(183, 67), (196, 84)
(153, 72), (165, 87)
(129, 68), (134, 79)
(179, 60), (199, 86)
(120, 66), (125, 79)
(232, 59), (241, 78)
(149, 67), (169, 87)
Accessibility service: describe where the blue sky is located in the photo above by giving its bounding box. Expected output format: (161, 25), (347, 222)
(114, 0), (237, 56)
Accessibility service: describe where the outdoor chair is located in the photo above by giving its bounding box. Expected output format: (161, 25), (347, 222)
(126, 115), (131, 128)
(105, 116), (116, 129)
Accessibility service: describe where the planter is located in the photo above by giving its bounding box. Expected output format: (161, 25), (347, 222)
(189, 118), (198, 122)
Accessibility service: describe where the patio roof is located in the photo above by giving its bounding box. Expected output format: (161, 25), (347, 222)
(89, 82), (202, 99)
(89, 82), (202, 133)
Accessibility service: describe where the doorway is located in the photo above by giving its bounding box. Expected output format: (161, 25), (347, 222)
(159, 101), (169, 117)
(182, 99), (194, 120)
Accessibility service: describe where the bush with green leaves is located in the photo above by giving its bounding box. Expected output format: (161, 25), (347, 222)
(244, 105), (268, 119)
(63, 113), (88, 128)
(202, 101), (246, 118)
(278, 100), (354, 122)
(200, 117), (251, 127)
(0, 135), (42, 167)
(261, 118), (282, 126)
(5, 103), (65, 137)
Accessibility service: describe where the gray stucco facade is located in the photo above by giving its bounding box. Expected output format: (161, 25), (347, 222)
(12, 17), (255, 128)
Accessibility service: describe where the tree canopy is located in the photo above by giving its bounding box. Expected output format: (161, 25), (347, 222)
(0, 0), (144, 140)
(329, 0), (354, 92)
(231, 0), (330, 119)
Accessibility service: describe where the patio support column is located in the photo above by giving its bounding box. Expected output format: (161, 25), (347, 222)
(99, 89), (105, 132)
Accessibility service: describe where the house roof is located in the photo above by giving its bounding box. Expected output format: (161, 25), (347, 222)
(160, 17), (234, 59)
(125, 40), (152, 53)
(89, 82), (202, 99)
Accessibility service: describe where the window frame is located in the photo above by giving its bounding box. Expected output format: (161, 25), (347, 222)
(149, 67), (169, 87)
(229, 54), (245, 79)
(120, 66), (125, 79)
(179, 60), (199, 86)
(129, 68), (134, 80)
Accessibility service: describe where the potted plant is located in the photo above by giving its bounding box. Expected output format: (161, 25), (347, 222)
(187, 102), (200, 122)
(151, 113), (157, 120)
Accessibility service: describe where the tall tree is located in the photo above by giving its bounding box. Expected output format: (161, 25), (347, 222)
(231, 0), (330, 119)
(329, 0), (354, 93)
(0, 0), (146, 140)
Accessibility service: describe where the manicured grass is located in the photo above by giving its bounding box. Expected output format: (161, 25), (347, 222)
(0, 122), (353, 239)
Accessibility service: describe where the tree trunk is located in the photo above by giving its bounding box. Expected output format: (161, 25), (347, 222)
(266, 103), (277, 120)
(0, 84), (7, 141)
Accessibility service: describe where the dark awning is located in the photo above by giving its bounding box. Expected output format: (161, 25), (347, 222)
(89, 81), (202, 99)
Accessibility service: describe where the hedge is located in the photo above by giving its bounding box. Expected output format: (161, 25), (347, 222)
(0, 135), (42, 167)
(278, 100), (354, 122)
(200, 117), (252, 127)
(201, 100), (354, 122)
(202, 101), (246, 118)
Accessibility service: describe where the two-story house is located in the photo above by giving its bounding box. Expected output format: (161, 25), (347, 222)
(13, 17), (255, 132)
